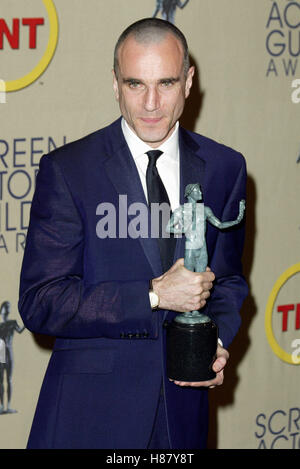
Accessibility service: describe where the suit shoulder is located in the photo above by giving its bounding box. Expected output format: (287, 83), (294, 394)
(183, 128), (246, 167)
(36, 120), (122, 194)
(41, 118), (123, 171)
(42, 127), (107, 167)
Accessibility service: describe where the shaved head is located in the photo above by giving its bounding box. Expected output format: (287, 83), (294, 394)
(114, 18), (190, 78)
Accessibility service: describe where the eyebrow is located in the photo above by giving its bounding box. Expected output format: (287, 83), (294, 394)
(158, 77), (180, 84)
(122, 78), (141, 84)
(122, 77), (180, 84)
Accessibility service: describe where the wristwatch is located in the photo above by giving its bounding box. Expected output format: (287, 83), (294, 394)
(149, 280), (160, 309)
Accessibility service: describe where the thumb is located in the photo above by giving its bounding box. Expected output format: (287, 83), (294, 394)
(168, 258), (184, 272)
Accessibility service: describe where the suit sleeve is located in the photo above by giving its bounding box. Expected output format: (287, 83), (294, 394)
(205, 155), (248, 349)
(18, 154), (157, 339)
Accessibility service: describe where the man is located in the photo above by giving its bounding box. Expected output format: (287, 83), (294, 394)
(19, 18), (248, 449)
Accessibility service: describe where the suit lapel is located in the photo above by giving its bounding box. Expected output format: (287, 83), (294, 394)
(103, 120), (163, 277)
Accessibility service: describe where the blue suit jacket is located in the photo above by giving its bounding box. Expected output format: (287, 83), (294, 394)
(19, 118), (248, 449)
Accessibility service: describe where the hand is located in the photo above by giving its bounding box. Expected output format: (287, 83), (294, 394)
(152, 258), (215, 312)
(170, 345), (229, 388)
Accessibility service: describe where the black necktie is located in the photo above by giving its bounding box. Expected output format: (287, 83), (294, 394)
(146, 150), (176, 271)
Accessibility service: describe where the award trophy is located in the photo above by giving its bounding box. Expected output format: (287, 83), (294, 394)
(166, 183), (245, 381)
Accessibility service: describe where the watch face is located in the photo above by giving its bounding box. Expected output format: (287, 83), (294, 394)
(149, 291), (159, 308)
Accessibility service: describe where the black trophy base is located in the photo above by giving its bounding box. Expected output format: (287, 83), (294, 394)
(166, 320), (218, 382)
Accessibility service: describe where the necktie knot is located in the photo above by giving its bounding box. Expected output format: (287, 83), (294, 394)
(146, 150), (163, 168)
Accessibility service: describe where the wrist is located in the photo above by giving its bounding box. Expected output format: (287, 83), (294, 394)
(149, 279), (160, 309)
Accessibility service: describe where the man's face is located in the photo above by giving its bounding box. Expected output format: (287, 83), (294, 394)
(113, 33), (194, 148)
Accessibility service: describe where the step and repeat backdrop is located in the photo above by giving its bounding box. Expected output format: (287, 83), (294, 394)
(0, 0), (299, 449)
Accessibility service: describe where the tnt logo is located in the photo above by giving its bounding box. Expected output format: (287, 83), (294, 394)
(0, 1), (58, 93)
(0, 18), (45, 50)
(277, 304), (300, 332)
(265, 263), (300, 365)
(277, 305), (300, 363)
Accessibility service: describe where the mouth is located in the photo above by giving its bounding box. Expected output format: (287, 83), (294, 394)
(139, 117), (163, 124)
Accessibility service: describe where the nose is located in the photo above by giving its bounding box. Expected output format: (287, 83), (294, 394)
(144, 86), (160, 112)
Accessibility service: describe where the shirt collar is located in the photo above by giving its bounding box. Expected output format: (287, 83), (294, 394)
(121, 117), (179, 162)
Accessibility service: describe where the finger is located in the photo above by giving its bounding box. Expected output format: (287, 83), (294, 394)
(198, 271), (215, 283)
(191, 371), (224, 388)
(205, 267), (215, 278)
(174, 369), (225, 388)
(201, 290), (211, 300)
(212, 356), (227, 373)
(174, 381), (191, 386)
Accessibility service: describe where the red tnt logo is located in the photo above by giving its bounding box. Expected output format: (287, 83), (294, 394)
(277, 304), (300, 332)
(0, 18), (45, 49)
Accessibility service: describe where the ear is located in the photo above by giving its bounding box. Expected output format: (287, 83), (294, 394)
(185, 66), (195, 99)
(112, 70), (119, 101)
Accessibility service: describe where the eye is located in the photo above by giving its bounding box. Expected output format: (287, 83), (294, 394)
(160, 79), (176, 88)
(128, 80), (142, 89)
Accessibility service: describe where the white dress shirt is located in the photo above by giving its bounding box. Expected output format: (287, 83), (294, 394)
(121, 118), (180, 211)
